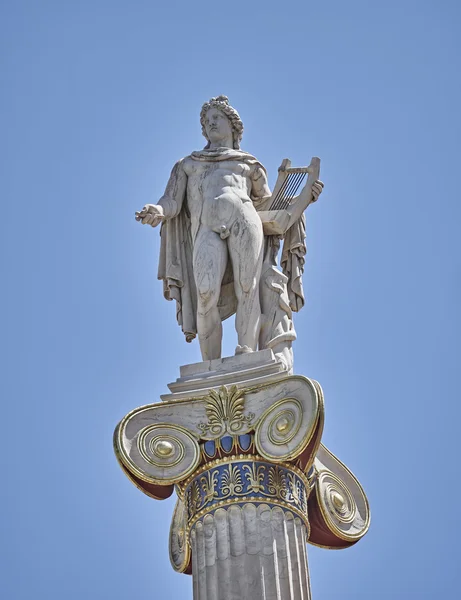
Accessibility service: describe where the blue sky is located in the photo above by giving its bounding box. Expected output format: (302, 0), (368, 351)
(1, 1), (460, 598)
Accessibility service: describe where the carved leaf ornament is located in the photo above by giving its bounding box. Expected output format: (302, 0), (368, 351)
(198, 385), (254, 437)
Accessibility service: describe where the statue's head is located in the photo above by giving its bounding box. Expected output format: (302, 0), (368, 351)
(200, 96), (243, 150)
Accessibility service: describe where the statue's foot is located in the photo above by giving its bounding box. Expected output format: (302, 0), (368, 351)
(235, 344), (253, 355)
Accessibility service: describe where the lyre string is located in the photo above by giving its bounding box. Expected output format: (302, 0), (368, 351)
(271, 172), (297, 210)
(290, 172), (307, 205)
(270, 172), (291, 210)
(273, 169), (304, 209)
(283, 172), (305, 208)
(271, 171), (307, 210)
(270, 171), (306, 210)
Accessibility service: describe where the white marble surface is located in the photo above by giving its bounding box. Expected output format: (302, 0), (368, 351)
(165, 349), (286, 397)
(190, 504), (311, 600)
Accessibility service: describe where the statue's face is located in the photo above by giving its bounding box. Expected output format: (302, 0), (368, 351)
(204, 107), (233, 145)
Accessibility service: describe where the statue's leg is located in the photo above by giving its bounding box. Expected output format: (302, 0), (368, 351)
(228, 212), (264, 353)
(193, 226), (228, 361)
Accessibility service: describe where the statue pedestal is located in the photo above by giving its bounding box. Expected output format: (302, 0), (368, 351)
(162, 349), (286, 400)
(114, 358), (370, 600)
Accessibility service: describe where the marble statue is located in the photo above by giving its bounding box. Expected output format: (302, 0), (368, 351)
(115, 96), (370, 600)
(135, 96), (323, 371)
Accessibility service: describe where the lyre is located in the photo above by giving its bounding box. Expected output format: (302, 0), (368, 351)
(258, 157), (321, 236)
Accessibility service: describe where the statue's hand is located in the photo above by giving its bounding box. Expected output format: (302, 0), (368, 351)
(311, 180), (324, 203)
(135, 204), (165, 227)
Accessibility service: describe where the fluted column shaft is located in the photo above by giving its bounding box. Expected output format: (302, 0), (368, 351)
(190, 504), (311, 600)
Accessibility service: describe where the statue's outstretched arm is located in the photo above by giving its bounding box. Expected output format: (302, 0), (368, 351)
(135, 159), (187, 227)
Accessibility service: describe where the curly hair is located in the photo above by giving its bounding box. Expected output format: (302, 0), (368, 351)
(200, 95), (244, 150)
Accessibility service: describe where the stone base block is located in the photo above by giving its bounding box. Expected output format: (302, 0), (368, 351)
(161, 349), (287, 401)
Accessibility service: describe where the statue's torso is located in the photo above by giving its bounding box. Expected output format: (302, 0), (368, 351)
(183, 156), (258, 237)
